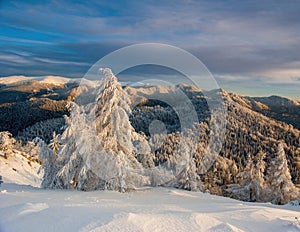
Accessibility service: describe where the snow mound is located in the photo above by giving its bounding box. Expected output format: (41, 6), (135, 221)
(18, 203), (49, 216)
(168, 189), (197, 198)
(193, 214), (243, 232)
(98, 212), (243, 232)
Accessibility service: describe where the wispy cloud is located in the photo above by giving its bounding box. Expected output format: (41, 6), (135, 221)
(0, 36), (55, 45)
(0, 0), (300, 98)
(0, 54), (33, 65)
(33, 57), (91, 66)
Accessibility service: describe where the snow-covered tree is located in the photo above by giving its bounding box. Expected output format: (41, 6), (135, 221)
(226, 155), (254, 201)
(153, 127), (202, 191)
(0, 131), (15, 158)
(265, 143), (299, 204)
(35, 137), (57, 188)
(252, 151), (266, 201)
(173, 133), (200, 191)
(227, 153), (266, 202)
(53, 107), (82, 188)
(40, 68), (152, 192)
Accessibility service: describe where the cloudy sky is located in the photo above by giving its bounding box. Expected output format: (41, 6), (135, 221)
(1, 0), (300, 99)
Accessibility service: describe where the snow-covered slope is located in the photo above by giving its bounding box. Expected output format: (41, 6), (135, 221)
(39, 76), (72, 85)
(0, 152), (41, 187)
(0, 184), (299, 232)
(0, 76), (29, 84)
(0, 75), (78, 85)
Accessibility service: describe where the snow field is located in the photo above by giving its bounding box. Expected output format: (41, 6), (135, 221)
(1, 184), (299, 232)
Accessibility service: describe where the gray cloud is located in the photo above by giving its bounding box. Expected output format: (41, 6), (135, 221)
(0, 0), (300, 98)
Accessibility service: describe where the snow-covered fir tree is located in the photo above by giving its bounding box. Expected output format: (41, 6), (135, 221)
(39, 68), (152, 192)
(265, 143), (299, 204)
(252, 151), (266, 201)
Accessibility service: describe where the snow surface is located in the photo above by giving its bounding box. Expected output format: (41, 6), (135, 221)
(0, 152), (41, 187)
(1, 148), (299, 232)
(0, 184), (299, 232)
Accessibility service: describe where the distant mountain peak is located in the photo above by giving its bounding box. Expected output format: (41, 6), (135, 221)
(0, 75), (29, 84)
(0, 75), (79, 86)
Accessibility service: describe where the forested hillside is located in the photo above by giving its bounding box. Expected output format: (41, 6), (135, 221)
(128, 85), (300, 203)
(0, 76), (299, 204)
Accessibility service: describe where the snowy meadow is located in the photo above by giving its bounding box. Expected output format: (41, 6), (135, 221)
(1, 184), (300, 232)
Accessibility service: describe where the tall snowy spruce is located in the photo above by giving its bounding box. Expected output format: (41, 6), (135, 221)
(265, 143), (299, 204)
(38, 68), (152, 192)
